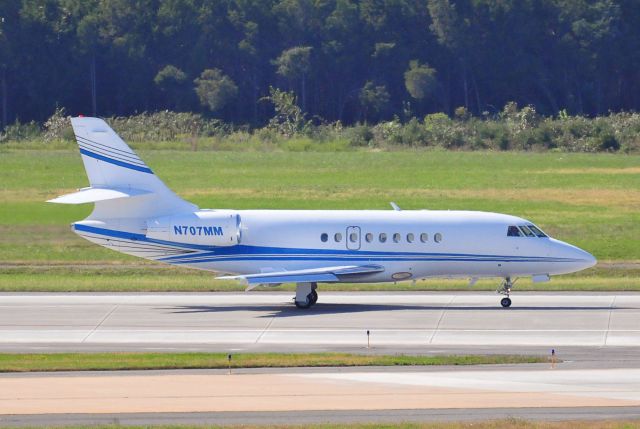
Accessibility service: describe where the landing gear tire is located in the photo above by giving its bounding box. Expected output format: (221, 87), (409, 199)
(497, 277), (515, 308)
(295, 296), (313, 309)
(294, 282), (318, 309)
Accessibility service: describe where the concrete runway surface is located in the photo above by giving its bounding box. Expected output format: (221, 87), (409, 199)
(1, 292), (639, 425)
(0, 292), (638, 355)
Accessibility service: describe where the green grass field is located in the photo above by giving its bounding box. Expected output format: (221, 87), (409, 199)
(1, 149), (638, 291)
(0, 352), (544, 372)
(0, 419), (636, 429)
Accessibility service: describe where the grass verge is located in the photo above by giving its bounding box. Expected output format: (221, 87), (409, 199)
(0, 263), (638, 292)
(0, 421), (637, 428)
(0, 352), (546, 373)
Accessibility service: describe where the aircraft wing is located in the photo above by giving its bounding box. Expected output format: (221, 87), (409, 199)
(218, 264), (384, 286)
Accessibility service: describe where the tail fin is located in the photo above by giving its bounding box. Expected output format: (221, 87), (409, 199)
(72, 116), (155, 183)
(49, 117), (196, 220)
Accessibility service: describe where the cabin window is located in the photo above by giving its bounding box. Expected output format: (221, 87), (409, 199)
(379, 233), (387, 243)
(334, 232), (343, 242)
(407, 233), (414, 243)
(527, 224), (547, 237)
(420, 233), (428, 243)
(349, 232), (358, 243)
(365, 233), (373, 243)
(434, 233), (442, 243)
(393, 233), (401, 243)
(507, 226), (522, 237)
(320, 233), (328, 242)
(519, 226), (536, 237)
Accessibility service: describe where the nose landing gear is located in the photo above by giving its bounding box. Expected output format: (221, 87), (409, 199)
(497, 277), (515, 308)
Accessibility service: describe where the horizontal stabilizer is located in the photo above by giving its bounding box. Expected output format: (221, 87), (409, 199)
(47, 187), (152, 204)
(218, 264), (384, 285)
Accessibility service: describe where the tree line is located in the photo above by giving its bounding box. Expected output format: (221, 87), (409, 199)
(1, 0), (639, 128)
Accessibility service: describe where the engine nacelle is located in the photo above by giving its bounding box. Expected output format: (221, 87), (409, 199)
(147, 210), (241, 246)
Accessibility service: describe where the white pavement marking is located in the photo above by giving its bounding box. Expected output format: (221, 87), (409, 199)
(0, 293), (639, 348)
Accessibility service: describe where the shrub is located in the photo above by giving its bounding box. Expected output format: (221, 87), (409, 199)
(454, 106), (470, 120)
(598, 133), (620, 151)
(345, 123), (373, 147)
(307, 121), (343, 142)
(423, 113), (464, 148)
(108, 111), (226, 142)
(0, 120), (41, 142)
(398, 117), (427, 146)
(43, 107), (73, 142)
(4, 103), (640, 153)
(372, 120), (402, 146)
(263, 87), (311, 138)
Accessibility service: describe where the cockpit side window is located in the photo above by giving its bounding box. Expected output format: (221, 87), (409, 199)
(519, 225), (536, 237)
(507, 226), (522, 237)
(527, 224), (547, 237)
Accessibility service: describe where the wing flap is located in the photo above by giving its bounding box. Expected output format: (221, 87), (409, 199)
(47, 187), (151, 204)
(218, 264), (384, 285)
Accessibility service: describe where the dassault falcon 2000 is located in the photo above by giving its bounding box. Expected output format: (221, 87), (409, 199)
(49, 117), (596, 308)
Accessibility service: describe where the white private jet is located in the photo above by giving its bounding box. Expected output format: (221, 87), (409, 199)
(49, 117), (596, 308)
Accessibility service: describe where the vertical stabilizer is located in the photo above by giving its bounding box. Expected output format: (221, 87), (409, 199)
(68, 117), (197, 220)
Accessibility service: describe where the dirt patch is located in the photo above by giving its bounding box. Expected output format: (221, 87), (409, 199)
(542, 167), (640, 175)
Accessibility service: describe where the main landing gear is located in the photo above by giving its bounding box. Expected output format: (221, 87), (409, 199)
(497, 277), (515, 308)
(294, 282), (318, 309)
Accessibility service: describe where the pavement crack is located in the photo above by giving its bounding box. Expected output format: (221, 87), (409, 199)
(603, 295), (617, 347)
(254, 311), (277, 344)
(428, 296), (455, 344)
(81, 304), (119, 343)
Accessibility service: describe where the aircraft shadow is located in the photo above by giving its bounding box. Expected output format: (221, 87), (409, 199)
(161, 303), (627, 317)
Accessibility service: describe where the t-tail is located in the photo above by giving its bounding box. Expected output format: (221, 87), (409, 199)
(47, 117), (200, 257)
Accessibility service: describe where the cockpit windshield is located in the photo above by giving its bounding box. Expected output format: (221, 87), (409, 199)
(519, 225), (536, 237)
(507, 224), (548, 238)
(526, 224), (547, 237)
(507, 226), (522, 237)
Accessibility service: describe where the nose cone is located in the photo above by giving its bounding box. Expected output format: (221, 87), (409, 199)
(552, 239), (597, 273)
(576, 248), (597, 270)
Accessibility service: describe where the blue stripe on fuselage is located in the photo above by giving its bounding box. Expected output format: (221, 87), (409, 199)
(73, 223), (581, 265)
(73, 223), (210, 251)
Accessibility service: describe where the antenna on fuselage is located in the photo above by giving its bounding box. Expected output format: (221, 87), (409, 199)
(390, 202), (401, 211)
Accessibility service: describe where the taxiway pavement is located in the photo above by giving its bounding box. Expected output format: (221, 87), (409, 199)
(0, 292), (638, 356)
(1, 292), (639, 425)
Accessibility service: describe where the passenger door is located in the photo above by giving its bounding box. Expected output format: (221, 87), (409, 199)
(346, 226), (361, 250)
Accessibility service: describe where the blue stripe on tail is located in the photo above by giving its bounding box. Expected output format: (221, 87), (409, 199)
(79, 148), (154, 174)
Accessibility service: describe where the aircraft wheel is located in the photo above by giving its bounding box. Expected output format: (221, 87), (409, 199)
(310, 290), (318, 304)
(295, 295), (313, 309)
(500, 297), (512, 308)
